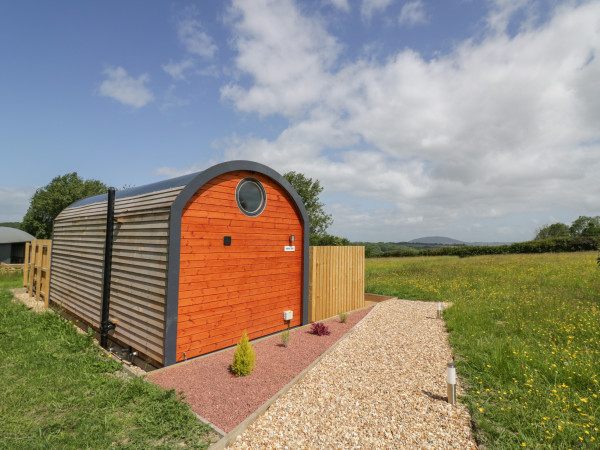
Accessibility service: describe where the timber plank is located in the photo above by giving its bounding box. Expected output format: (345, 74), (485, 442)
(109, 301), (165, 330)
(111, 256), (168, 271)
(110, 284), (166, 308)
(50, 277), (102, 304)
(112, 263), (167, 280)
(111, 275), (167, 296)
(111, 249), (168, 262)
(112, 243), (168, 253)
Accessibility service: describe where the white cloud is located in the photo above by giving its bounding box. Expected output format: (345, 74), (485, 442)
(222, 0), (341, 117)
(161, 8), (218, 86)
(177, 15), (217, 58)
(162, 59), (195, 81)
(328, 0), (350, 12)
(0, 186), (37, 222)
(398, 1), (428, 27)
(220, 0), (600, 241)
(99, 66), (154, 108)
(361, 0), (394, 21)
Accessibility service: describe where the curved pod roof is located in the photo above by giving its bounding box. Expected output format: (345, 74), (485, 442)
(0, 227), (34, 244)
(67, 160), (309, 223)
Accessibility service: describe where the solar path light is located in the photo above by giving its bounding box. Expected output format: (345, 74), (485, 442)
(447, 362), (457, 405)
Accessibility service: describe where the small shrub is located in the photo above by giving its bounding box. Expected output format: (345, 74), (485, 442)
(339, 312), (348, 323)
(281, 330), (290, 347)
(310, 322), (331, 336)
(231, 330), (256, 377)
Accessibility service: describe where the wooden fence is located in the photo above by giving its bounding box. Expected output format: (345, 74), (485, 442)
(0, 263), (24, 273)
(23, 239), (52, 308)
(309, 246), (365, 322)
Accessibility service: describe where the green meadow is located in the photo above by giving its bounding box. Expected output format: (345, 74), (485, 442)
(0, 272), (214, 449)
(366, 252), (599, 448)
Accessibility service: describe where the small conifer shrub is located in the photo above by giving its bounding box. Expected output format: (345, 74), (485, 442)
(339, 312), (348, 323)
(231, 330), (256, 377)
(281, 330), (290, 347)
(310, 322), (331, 336)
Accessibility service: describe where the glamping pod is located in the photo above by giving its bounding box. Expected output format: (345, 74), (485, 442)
(49, 161), (309, 366)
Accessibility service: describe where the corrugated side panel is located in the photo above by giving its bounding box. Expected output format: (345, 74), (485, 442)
(51, 202), (107, 329)
(50, 186), (183, 365)
(176, 171), (304, 362)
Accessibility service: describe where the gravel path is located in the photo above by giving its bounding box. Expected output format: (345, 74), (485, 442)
(230, 300), (477, 449)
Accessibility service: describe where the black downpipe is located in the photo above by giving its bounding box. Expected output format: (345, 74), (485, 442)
(100, 187), (116, 349)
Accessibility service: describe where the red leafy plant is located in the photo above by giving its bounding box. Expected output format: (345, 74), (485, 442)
(310, 322), (331, 336)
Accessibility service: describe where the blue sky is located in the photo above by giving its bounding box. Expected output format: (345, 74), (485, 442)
(1, 0), (599, 242)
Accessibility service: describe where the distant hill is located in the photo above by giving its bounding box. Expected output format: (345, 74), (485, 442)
(352, 237), (514, 257)
(409, 236), (466, 245)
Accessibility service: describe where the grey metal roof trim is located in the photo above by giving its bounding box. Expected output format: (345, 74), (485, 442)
(67, 172), (200, 209)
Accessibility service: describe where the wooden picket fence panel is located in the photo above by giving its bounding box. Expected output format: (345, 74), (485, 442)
(23, 239), (52, 308)
(309, 246), (365, 322)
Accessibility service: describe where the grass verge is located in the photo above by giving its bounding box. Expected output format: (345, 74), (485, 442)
(366, 252), (599, 448)
(0, 272), (214, 449)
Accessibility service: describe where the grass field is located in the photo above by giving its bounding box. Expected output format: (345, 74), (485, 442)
(0, 272), (214, 449)
(366, 252), (599, 448)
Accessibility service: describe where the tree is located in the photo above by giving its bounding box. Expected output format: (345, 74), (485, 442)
(283, 171), (334, 244)
(569, 216), (600, 237)
(0, 222), (21, 229)
(21, 173), (108, 238)
(534, 223), (570, 240)
(310, 233), (350, 246)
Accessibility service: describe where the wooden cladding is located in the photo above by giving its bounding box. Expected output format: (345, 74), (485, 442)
(176, 171), (304, 362)
(23, 239), (52, 307)
(50, 187), (184, 364)
(309, 246), (365, 322)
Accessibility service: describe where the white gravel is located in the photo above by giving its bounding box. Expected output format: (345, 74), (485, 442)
(229, 300), (477, 449)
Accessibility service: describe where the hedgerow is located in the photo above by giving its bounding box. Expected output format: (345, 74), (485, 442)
(379, 236), (600, 258)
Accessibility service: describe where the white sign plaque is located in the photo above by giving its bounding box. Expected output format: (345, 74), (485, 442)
(284, 246), (295, 252)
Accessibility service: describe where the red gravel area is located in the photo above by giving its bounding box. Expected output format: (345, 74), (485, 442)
(147, 307), (373, 433)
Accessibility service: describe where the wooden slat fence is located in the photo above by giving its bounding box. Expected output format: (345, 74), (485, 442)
(308, 246), (365, 322)
(23, 239), (52, 308)
(0, 263), (24, 273)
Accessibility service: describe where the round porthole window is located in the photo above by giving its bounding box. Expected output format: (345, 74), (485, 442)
(236, 178), (266, 216)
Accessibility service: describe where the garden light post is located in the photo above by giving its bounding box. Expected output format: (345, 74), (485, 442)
(437, 301), (442, 319)
(447, 362), (456, 405)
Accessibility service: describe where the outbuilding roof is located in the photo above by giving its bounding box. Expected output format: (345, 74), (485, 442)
(0, 227), (34, 244)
